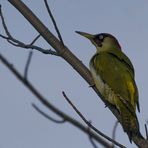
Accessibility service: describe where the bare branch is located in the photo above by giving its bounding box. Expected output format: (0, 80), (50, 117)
(44, 0), (64, 46)
(30, 34), (40, 45)
(0, 52), (112, 148)
(32, 103), (66, 124)
(0, 5), (12, 38)
(89, 136), (98, 148)
(0, 6), (59, 56)
(0, 34), (9, 39)
(62, 91), (125, 148)
(87, 124), (98, 148)
(2, 0), (148, 146)
(62, 91), (90, 125)
(112, 121), (119, 148)
(24, 35), (41, 79)
(24, 50), (33, 79)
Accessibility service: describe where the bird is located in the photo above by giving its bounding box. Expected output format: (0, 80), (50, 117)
(76, 31), (143, 141)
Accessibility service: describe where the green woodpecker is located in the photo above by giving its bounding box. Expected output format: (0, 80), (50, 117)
(76, 31), (142, 141)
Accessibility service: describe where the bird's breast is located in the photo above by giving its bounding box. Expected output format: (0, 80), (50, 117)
(89, 62), (116, 105)
(89, 63), (104, 92)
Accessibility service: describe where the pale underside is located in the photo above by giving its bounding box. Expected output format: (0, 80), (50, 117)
(90, 64), (117, 105)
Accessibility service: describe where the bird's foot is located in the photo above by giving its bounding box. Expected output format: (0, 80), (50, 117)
(89, 84), (95, 88)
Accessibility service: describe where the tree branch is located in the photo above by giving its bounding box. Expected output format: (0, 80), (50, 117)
(1, 0), (148, 147)
(62, 91), (125, 148)
(0, 6), (59, 56)
(43, 0), (64, 45)
(112, 121), (119, 148)
(24, 50), (33, 79)
(32, 103), (66, 124)
(0, 52), (112, 148)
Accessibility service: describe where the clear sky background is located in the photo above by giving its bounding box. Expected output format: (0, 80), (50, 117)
(0, 0), (148, 148)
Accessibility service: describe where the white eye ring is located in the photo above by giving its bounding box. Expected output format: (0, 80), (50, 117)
(99, 35), (104, 40)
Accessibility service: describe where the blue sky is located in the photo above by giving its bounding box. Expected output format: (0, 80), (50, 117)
(0, 0), (148, 148)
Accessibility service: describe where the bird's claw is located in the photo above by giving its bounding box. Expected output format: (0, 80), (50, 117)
(89, 84), (95, 88)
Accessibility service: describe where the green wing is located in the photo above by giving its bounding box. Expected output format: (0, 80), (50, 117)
(91, 49), (139, 113)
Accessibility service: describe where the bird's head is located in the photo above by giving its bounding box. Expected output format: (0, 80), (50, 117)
(76, 31), (121, 52)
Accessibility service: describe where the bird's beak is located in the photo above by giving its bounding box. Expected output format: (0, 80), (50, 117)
(75, 31), (94, 41)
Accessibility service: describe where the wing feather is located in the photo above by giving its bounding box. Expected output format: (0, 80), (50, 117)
(90, 50), (139, 114)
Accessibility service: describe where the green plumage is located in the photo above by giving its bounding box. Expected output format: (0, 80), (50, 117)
(89, 49), (140, 138)
(76, 31), (143, 141)
(90, 49), (139, 111)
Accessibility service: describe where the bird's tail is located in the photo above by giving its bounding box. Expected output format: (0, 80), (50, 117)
(120, 106), (144, 142)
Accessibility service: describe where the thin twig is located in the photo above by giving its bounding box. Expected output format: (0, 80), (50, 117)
(24, 35), (41, 79)
(0, 52), (112, 148)
(112, 121), (119, 148)
(24, 50), (33, 79)
(89, 136), (98, 148)
(0, 6), (59, 56)
(30, 34), (40, 45)
(0, 34), (8, 39)
(0, 5), (12, 38)
(1, 32), (58, 55)
(62, 91), (125, 148)
(32, 103), (66, 124)
(44, 0), (64, 46)
(87, 124), (98, 148)
(62, 91), (90, 125)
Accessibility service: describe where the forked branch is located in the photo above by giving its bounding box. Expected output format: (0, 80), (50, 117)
(0, 53), (112, 148)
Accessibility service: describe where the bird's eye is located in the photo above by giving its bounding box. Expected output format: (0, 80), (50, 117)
(98, 34), (104, 40)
